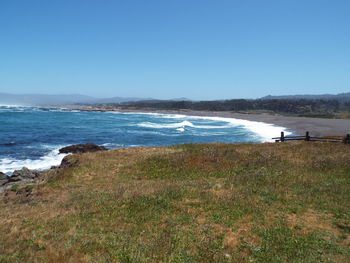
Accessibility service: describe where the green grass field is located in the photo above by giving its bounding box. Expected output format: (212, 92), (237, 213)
(1, 142), (349, 262)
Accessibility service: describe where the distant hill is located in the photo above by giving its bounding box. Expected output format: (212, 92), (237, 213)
(261, 92), (350, 102)
(170, 97), (192, 101)
(94, 96), (154, 104)
(0, 93), (96, 106)
(0, 93), (150, 106)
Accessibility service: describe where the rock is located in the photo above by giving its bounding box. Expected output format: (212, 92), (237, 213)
(59, 156), (78, 168)
(0, 172), (7, 179)
(0, 172), (9, 186)
(9, 167), (40, 182)
(59, 143), (107, 154)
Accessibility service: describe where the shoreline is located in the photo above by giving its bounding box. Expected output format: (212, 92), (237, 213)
(1, 105), (349, 175)
(75, 106), (350, 137)
(2, 104), (349, 137)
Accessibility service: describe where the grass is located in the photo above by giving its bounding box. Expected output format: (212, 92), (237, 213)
(0, 142), (350, 262)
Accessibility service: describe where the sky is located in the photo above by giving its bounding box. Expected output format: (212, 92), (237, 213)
(0, 0), (349, 100)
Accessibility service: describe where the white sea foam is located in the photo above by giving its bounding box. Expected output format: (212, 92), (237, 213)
(138, 120), (194, 128)
(138, 120), (233, 129)
(192, 116), (292, 142)
(0, 149), (68, 174)
(133, 112), (292, 142)
(102, 143), (125, 148)
(0, 104), (28, 107)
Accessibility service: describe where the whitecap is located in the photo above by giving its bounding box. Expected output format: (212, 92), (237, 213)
(138, 120), (235, 130)
(0, 148), (68, 174)
(101, 143), (125, 148)
(138, 120), (194, 129)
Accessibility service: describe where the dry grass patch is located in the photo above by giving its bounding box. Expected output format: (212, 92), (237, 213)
(286, 209), (349, 241)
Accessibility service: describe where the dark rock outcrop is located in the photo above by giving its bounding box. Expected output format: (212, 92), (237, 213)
(59, 143), (107, 154)
(1, 168), (42, 193)
(0, 172), (9, 186)
(59, 156), (78, 168)
(9, 167), (40, 182)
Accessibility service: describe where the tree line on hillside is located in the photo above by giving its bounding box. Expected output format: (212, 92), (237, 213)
(115, 99), (350, 115)
(261, 92), (350, 102)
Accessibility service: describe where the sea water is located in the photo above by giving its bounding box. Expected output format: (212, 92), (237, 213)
(0, 106), (291, 174)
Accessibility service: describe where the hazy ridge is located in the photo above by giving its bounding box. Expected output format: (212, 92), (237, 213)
(1, 92), (350, 107)
(0, 92), (150, 106)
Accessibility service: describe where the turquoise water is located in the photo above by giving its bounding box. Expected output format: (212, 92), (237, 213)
(0, 106), (288, 174)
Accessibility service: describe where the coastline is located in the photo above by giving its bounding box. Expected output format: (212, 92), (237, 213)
(2, 106), (288, 176)
(1, 105), (349, 175)
(75, 106), (350, 137)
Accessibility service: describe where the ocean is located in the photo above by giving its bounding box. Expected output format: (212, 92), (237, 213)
(0, 105), (291, 174)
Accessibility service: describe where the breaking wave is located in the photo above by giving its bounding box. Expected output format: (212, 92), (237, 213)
(0, 148), (67, 175)
(138, 120), (233, 129)
(136, 114), (291, 141)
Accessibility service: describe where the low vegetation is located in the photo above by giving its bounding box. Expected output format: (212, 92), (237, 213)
(1, 142), (350, 262)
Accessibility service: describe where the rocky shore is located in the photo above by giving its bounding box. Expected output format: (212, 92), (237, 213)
(0, 168), (43, 192)
(0, 143), (107, 193)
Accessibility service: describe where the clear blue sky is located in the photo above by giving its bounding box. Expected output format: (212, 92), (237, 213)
(0, 0), (349, 100)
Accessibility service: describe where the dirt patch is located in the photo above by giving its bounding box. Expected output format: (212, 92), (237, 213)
(36, 245), (91, 263)
(286, 209), (342, 238)
(197, 215), (206, 225)
(209, 187), (236, 198)
(207, 216), (259, 250)
(223, 230), (240, 249)
(223, 221), (260, 251)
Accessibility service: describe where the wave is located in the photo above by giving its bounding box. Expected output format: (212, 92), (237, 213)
(187, 116), (292, 142)
(0, 106), (26, 112)
(0, 148), (68, 174)
(0, 104), (29, 107)
(176, 127), (185, 132)
(138, 120), (233, 129)
(0, 105), (79, 113)
(134, 112), (291, 142)
(138, 120), (194, 129)
(101, 143), (125, 148)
